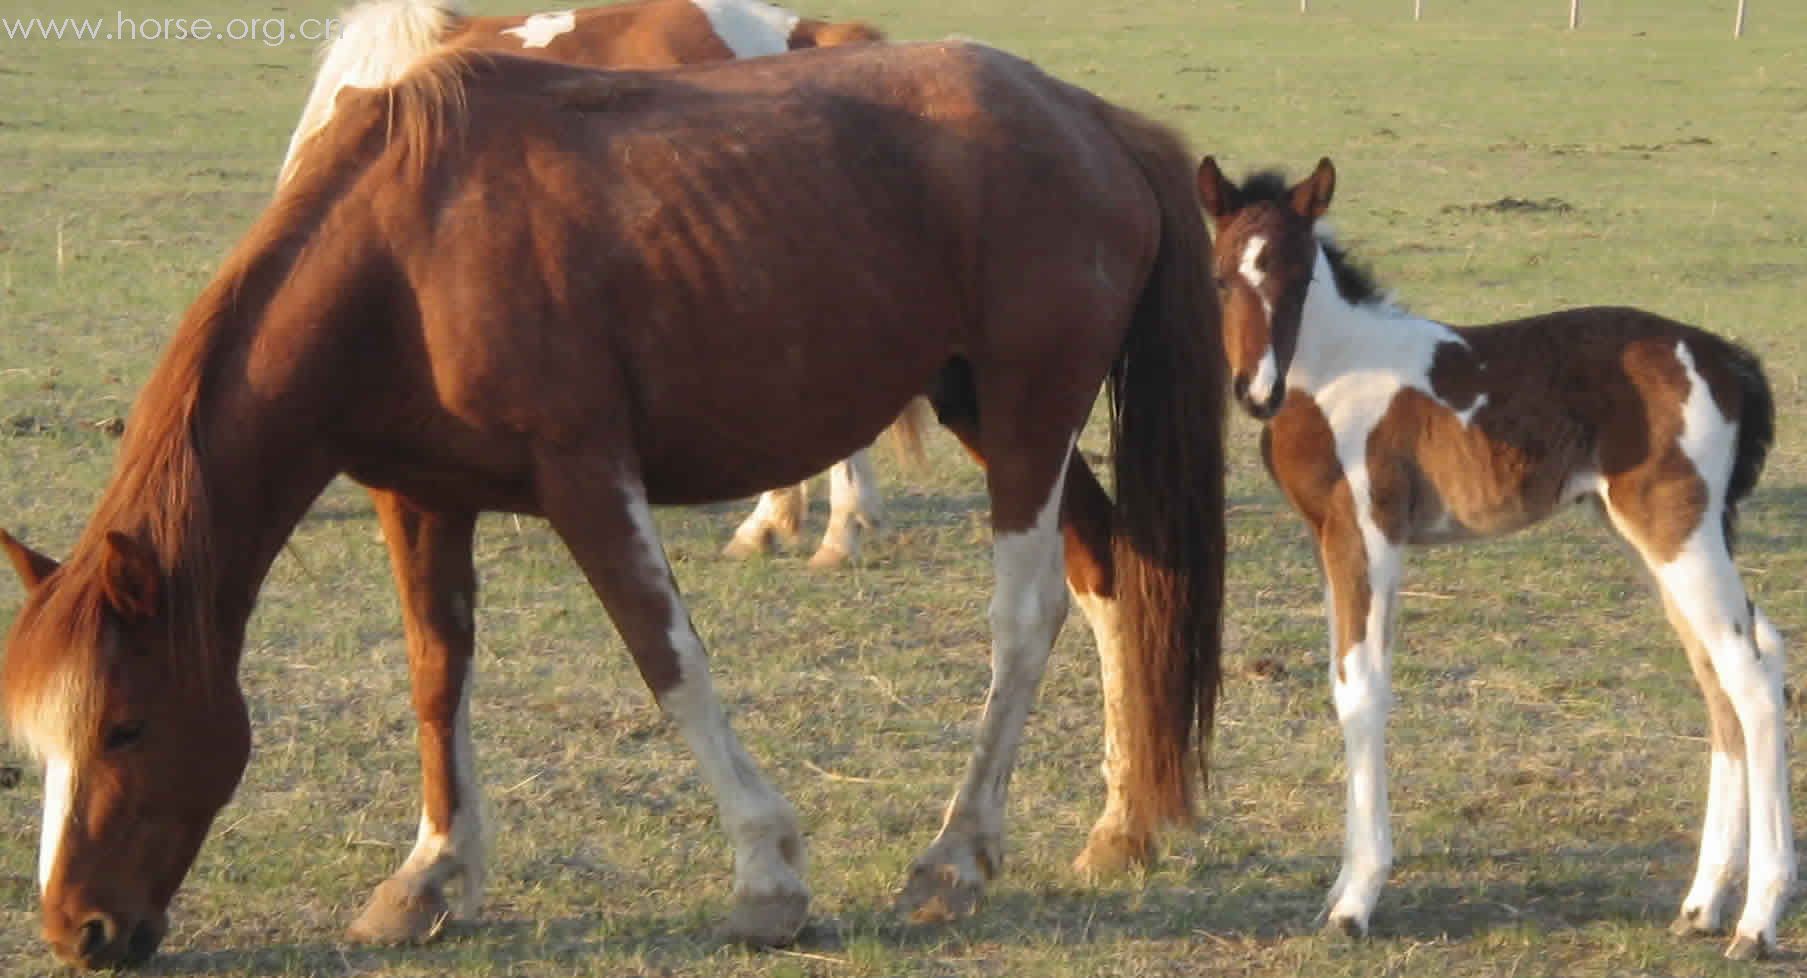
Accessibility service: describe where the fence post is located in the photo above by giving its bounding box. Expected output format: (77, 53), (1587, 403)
(1734, 0), (1747, 38)
(1414, 0), (1423, 21)
(1569, 0), (1581, 29)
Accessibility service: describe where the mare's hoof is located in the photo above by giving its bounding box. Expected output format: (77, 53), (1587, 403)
(1071, 824), (1154, 878)
(896, 863), (983, 924)
(725, 889), (809, 947)
(345, 878), (450, 945)
(1724, 934), (1769, 961)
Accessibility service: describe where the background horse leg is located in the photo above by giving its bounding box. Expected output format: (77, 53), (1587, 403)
(537, 453), (809, 945)
(1062, 454), (1158, 876)
(808, 449), (882, 568)
(722, 482), (808, 558)
(897, 419), (1076, 922)
(1318, 510), (1402, 938)
(1603, 484), (1792, 960)
(348, 491), (485, 944)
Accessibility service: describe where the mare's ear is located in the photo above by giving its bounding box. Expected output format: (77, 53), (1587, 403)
(1289, 157), (1336, 221)
(0, 529), (59, 591)
(1195, 156), (1242, 225)
(100, 531), (161, 623)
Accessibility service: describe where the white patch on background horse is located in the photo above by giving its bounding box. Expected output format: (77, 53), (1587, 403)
(689, 0), (799, 57)
(502, 10), (577, 48)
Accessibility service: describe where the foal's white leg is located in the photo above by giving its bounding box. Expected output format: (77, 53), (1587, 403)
(723, 482), (808, 558)
(1653, 531), (1793, 959)
(898, 451), (1071, 920)
(1661, 593), (1749, 937)
(810, 449), (882, 568)
(1323, 532), (1402, 936)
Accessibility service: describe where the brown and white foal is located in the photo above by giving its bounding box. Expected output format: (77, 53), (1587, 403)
(281, 0), (892, 567)
(1198, 157), (1791, 959)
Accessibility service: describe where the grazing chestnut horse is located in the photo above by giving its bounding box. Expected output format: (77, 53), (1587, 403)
(1, 44), (1226, 969)
(1197, 157), (1790, 959)
(283, 0), (896, 568)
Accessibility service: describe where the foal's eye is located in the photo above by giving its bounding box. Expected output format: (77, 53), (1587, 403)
(1213, 275), (1231, 293)
(103, 722), (145, 751)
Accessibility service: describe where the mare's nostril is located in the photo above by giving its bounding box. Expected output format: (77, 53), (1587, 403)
(76, 914), (115, 960)
(123, 918), (165, 966)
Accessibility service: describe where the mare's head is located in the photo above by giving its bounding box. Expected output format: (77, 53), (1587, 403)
(1196, 156), (1336, 419)
(1, 529), (250, 970)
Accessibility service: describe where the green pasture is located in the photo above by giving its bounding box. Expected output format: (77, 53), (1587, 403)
(1, 0), (1804, 974)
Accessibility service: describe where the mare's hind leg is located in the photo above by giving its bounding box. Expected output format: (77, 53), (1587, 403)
(348, 491), (485, 944)
(723, 482), (808, 558)
(1603, 480), (1792, 960)
(897, 420), (1077, 921)
(809, 449), (883, 567)
(538, 455), (808, 945)
(1062, 453), (1158, 876)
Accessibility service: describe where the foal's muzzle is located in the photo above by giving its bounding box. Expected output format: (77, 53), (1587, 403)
(1233, 374), (1286, 420)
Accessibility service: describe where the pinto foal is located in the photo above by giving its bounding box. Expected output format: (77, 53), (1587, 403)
(1198, 157), (1791, 959)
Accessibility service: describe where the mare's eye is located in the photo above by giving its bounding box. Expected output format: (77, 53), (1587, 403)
(104, 722), (145, 751)
(1213, 275), (1231, 293)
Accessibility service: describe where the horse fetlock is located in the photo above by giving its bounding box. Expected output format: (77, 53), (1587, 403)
(1671, 904), (1726, 937)
(1724, 931), (1771, 961)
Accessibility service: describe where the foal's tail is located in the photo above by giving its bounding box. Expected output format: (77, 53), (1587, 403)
(1099, 107), (1228, 828)
(1723, 341), (1774, 548)
(277, 0), (466, 188)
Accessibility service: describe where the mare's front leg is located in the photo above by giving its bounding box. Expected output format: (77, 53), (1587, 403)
(348, 491), (485, 944)
(539, 453), (809, 945)
(1318, 510), (1403, 937)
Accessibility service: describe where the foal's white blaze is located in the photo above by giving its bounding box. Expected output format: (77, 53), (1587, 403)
(502, 10), (577, 48)
(690, 0), (799, 58)
(1246, 350), (1279, 407)
(38, 755), (74, 895)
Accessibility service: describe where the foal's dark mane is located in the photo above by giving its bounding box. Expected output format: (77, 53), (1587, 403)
(1235, 168), (1391, 311)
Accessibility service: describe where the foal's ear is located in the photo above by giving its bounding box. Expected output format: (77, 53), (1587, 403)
(1196, 156), (1241, 223)
(0, 530), (59, 591)
(100, 531), (162, 623)
(1289, 157), (1336, 220)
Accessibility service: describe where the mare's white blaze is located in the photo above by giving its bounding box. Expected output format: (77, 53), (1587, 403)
(626, 486), (805, 899)
(690, 0), (799, 58)
(502, 10), (577, 48)
(38, 755), (74, 895)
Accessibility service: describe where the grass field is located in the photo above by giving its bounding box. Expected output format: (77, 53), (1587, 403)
(2, 0), (1806, 975)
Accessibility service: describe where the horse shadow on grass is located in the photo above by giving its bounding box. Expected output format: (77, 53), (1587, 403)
(135, 837), (1784, 976)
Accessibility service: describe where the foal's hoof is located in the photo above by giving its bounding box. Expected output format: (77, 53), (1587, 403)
(1322, 914), (1368, 940)
(345, 879), (450, 945)
(724, 889), (810, 947)
(1669, 908), (1723, 937)
(1071, 824), (1154, 879)
(1724, 933), (1770, 961)
(896, 863), (983, 924)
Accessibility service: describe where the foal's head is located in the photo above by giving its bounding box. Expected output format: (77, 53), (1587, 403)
(2, 530), (249, 970)
(1196, 157), (1335, 419)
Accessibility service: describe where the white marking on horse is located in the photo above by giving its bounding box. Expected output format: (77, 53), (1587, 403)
(689, 0), (799, 58)
(503, 10), (577, 48)
(1247, 350), (1279, 407)
(391, 663), (486, 915)
(38, 755), (74, 895)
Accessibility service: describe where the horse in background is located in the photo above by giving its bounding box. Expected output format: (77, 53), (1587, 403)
(281, 0), (899, 569)
(3, 43), (1226, 969)
(1197, 156), (1789, 960)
